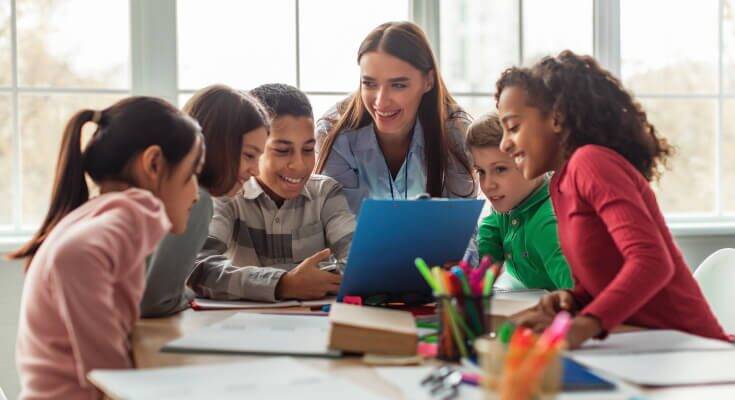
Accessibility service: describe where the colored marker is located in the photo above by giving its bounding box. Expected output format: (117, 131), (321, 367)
(432, 266), (444, 295)
(538, 311), (572, 348)
(478, 255), (491, 273)
(483, 263), (501, 296)
(415, 257), (438, 292)
(450, 267), (484, 333)
(459, 252), (473, 275)
(450, 266), (473, 295)
(497, 321), (516, 345)
(504, 327), (535, 372)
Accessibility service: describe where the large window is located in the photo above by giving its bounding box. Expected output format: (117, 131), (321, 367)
(177, 0), (410, 120)
(0, 0), (732, 239)
(440, 0), (734, 228)
(621, 0), (730, 217)
(439, 0), (592, 123)
(1, 0), (129, 235)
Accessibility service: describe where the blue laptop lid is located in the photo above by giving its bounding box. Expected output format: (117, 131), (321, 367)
(337, 199), (484, 302)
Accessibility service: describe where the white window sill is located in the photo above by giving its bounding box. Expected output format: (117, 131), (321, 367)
(2, 222), (735, 253)
(0, 236), (29, 254)
(667, 222), (735, 237)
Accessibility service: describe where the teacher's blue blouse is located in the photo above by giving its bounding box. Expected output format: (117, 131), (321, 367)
(316, 104), (477, 215)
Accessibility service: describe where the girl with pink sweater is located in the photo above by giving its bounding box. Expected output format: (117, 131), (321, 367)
(9, 97), (204, 400)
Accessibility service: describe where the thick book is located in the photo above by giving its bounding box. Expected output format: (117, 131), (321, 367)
(328, 303), (418, 356)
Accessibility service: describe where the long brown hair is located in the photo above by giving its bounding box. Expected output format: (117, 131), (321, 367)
(315, 21), (473, 197)
(495, 50), (673, 181)
(183, 84), (269, 196)
(9, 97), (201, 266)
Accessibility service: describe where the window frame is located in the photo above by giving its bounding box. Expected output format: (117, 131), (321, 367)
(1, 0), (732, 245)
(1, 0), (133, 241)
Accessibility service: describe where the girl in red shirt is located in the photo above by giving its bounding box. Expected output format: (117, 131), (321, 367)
(494, 50), (728, 348)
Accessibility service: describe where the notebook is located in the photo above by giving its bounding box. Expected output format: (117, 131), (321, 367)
(562, 357), (616, 391)
(338, 199), (484, 302)
(162, 313), (341, 358)
(191, 296), (335, 311)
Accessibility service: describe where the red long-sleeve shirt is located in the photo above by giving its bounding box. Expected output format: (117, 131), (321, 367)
(550, 145), (728, 340)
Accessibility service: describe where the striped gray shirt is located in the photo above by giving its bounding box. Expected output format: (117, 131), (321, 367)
(188, 175), (355, 302)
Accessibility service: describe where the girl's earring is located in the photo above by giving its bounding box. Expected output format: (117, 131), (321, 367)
(552, 114), (564, 134)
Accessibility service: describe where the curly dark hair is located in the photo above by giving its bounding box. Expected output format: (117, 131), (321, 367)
(495, 50), (673, 181)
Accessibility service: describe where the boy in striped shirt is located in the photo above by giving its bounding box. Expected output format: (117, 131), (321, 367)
(189, 84), (355, 301)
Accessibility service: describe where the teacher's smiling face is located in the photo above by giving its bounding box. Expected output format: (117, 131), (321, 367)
(359, 50), (434, 138)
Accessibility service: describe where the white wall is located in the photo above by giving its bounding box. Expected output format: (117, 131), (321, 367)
(0, 235), (733, 398)
(0, 258), (23, 399)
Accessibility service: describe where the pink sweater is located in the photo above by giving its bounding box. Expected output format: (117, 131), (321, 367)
(16, 188), (171, 400)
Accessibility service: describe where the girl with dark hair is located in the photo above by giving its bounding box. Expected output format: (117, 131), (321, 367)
(315, 21), (476, 214)
(495, 51), (728, 347)
(141, 85), (269, 317)
(10, 97), (204, 399)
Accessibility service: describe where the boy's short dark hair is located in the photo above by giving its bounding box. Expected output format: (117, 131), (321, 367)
(466, 112), (504, 149)
(250, 83), (313, 120)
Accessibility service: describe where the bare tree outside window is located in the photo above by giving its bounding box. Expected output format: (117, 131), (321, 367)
(0, 0), (129, 228)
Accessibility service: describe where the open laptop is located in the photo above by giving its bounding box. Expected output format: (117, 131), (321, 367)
(337, 198), (484, 303)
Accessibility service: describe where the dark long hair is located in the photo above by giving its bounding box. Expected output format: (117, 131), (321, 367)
(315, 21), (473, 197)
(9, 96), (201, 265)
(495, 50), (673, 181)
(183, 85), (269, 196)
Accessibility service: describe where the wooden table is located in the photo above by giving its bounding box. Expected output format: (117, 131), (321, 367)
(131, 308), (406, 398)
(128, 307), (735, 400)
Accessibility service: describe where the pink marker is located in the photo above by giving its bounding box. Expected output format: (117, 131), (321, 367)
(540, 311), (572, 346)
(469, 257), (489, 293)
(477, 255), (491, 273)
(459, 251), (474, 274)
(461, 372), (480, 386)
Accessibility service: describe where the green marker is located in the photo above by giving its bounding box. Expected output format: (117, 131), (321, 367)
(432, 266), (444, 295)
(414, 257), (438, 292)
(482, 272), (492, 296)
(483, 265), (499, 296)
(498, 321), (516, 344)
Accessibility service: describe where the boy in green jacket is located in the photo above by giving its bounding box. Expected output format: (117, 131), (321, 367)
(467, 113), (572, 290)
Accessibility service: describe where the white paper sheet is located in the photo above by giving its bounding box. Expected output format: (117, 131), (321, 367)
(89, 357), (383, 400)
(162, 313), (340, 357)
(571, 350), (735, 386)
(574, 330), (735, 355)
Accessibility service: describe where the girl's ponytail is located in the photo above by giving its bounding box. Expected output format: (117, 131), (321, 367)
(9, 109), (96, 264)
(10, 96), (200, 267)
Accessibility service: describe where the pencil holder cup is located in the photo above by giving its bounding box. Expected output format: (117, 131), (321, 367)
(475, 337), (563, 400)
(436, 295), (492, 362)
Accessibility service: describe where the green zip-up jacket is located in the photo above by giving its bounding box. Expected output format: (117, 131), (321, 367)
(477, 180), (572, 290)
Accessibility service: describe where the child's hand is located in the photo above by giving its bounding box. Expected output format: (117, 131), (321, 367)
(511, 309), (555, 333)
(565, 315), (603, 349)
(275, 249), (342, 300)
(538, 290), (578, 316)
